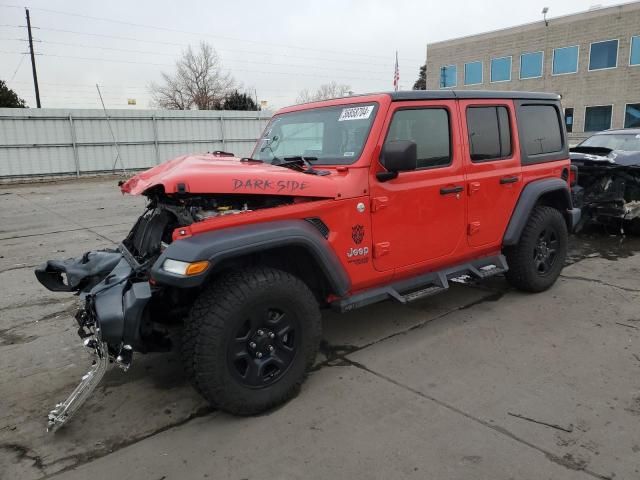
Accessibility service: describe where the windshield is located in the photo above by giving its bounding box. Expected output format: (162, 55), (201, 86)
(252, 103), (378, 165)
(579, 133), (640, 151)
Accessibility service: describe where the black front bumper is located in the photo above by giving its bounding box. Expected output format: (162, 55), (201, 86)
(89, 258), (152, 350)
(35, 249), (152, 351)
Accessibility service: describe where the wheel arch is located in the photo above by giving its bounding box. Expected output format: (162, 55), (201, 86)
(503, 178), (573, 246)
(150, 219), (350, 299)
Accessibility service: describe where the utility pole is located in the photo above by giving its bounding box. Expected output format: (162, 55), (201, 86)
(25, 8), (41, 108)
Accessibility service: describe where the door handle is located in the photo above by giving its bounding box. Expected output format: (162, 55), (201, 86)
(440, 185), (464, 195)
(500, 176), (519, 184)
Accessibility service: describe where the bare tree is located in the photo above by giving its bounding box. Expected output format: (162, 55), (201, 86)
(150, 42), (235, 110)
(296, 82), (352, 104)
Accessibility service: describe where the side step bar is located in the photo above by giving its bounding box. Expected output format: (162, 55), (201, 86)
(333, 255), (508, 313)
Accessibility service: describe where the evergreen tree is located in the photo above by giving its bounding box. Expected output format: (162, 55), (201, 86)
(223, 90), (258, 110)
(0, 80), (27, 108)
(412, 64), (426, 90)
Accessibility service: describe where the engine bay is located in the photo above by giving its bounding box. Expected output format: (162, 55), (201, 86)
(122, 192), (296, 265)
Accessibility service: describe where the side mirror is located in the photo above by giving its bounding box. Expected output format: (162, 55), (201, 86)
(378, 140), (417, 181)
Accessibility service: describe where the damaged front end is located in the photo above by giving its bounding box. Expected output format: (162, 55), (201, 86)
(36, 249), (154, 432)
(570, 147), (640, 234)
(35, 188), (297, 431)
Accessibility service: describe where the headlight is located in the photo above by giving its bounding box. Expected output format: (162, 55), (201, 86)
(162, 259), (210, 276)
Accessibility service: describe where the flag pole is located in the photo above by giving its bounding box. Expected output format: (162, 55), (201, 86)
(393, 51), (399, 91)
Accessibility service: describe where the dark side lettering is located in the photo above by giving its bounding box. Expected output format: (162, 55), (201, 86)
(232, 178), (309, 193)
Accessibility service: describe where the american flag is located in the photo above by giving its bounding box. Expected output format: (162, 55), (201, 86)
(393, 51), (399, 91)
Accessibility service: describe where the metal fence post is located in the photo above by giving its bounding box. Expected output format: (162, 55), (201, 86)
(152, 115), (160, 164)
(68, 115), (81, 177)
(219, 116), (226, 151)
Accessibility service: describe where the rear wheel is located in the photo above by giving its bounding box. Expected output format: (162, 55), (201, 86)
(182, 267), (321, 415)
(505, 206), (568, 292)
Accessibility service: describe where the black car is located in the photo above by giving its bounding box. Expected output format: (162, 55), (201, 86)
(570, 129), (640, 234)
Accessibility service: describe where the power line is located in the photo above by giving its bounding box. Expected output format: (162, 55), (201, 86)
(26, 40), (391, 75)
(19, 52), (391, 82)
(10, 80), (151, 89)
(9, 53), (26, 80)
(37, 52), (172, 67)
(0, 3), (422, 62)
(27, 27), (399, 68)
(9, 81), (319, 93)
(9, 81), (309, 99)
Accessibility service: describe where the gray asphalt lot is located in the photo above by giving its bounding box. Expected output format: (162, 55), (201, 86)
(1, 177), (639, 480)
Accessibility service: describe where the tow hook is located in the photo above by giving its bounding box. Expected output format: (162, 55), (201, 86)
(116, 344), (133, 371)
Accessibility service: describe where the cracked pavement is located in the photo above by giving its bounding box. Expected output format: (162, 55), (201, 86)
(1, 177), (639, 480)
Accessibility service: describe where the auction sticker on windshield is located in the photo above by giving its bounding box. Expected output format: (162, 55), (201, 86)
(338, 105), (374, 121)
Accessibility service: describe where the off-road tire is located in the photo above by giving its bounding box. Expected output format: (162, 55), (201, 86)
(181, 267), (321, 415)
(505, 206), (568, 292)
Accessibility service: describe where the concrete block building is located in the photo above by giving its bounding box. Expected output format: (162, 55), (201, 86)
(425, 2), (640, 143)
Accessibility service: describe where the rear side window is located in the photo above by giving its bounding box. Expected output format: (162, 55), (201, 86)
(466, 106), (512, 161)
(518, 105), (563, 155)
(385, 108), (451, 169)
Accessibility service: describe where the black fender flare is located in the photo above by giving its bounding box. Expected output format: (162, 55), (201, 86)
(150, 219), (350, 296)
(503, 178), (577, 246)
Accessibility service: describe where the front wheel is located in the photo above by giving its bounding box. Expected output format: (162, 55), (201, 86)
(182, 267), (321, 415)
(505, 206), (568, 292)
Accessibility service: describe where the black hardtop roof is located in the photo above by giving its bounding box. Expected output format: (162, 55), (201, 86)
(388, 90), (560, 101)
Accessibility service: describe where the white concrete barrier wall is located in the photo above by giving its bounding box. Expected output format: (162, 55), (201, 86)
(0, 108), (272, 178)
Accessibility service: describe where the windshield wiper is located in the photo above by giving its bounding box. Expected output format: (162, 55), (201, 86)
(283, 155), (317, 166)
(280, 156), (330, 176)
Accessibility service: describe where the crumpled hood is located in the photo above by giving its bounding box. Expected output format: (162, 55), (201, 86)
(120, 154), (364, 198)
(570, 147), (640, 167)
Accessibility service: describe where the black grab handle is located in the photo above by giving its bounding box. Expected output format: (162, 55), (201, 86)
(440, 185), (464, 195)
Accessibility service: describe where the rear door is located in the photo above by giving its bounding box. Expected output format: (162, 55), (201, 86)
(459, 100), (523, 248)
(369, 100), (467, 272)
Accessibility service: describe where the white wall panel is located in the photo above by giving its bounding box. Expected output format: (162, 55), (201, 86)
(0, 108), (271, 178)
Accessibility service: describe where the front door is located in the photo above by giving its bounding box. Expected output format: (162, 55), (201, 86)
(369, 100), (467, 272)
(459, 100), (523, 248)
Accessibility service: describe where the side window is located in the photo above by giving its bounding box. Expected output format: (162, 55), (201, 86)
(385, 108), (451, 169)
(518, 105), (563, 155)
(466, 106), (512, 162)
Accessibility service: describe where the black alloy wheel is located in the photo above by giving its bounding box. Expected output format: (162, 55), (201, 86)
(227, 307), (299, 388)
(533, 226), (560, 275)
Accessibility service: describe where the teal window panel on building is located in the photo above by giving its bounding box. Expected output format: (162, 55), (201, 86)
(464, 61), (483, 85)
(520, 51), (543, 78)
(631, 36), (640, 65)
(553, 46), (579, 74)
(440, 65), (457, 88)
(491, 57), (512, 82)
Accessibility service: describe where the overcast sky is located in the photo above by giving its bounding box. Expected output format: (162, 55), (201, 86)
(0, 0), (626, 110)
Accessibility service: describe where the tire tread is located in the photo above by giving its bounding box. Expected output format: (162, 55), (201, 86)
(181, 267), (321, 415)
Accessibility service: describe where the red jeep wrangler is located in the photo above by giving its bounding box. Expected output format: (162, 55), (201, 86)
(36, 90), (580, 431)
